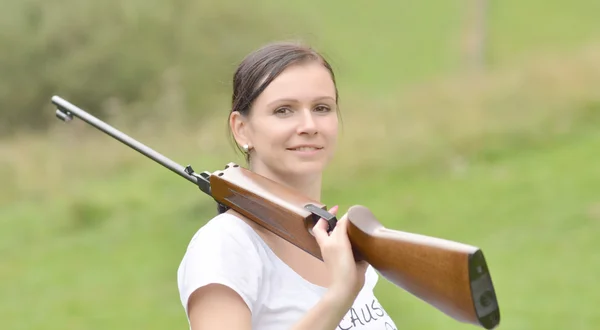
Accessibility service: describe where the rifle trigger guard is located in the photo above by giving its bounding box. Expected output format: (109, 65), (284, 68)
(304, 204), (337, 233)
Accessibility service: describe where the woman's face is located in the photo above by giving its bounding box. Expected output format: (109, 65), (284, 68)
(232, 61), (339, 179)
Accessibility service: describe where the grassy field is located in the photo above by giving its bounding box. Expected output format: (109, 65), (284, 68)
(2, 1), (600, 329)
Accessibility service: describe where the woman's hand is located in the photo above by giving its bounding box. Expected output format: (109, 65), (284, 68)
(312, 205), (369, 301)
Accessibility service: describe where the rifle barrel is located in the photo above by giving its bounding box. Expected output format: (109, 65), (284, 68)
(51, 95), (202, 187)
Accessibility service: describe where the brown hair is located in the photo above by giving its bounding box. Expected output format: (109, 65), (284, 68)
(228, 41), (340, 163)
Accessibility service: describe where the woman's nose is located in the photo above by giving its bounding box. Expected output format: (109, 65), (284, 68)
(297, 110), (318, 134)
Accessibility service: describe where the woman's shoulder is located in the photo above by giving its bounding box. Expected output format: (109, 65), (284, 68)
(195, 211), (257, 234)
(177, 212), (269, 315)
(183, 212), (264, 253)
(177, 211), (270, 285)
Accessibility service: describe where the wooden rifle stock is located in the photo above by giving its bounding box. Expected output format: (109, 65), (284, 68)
(211, 164), (500, 330)
(51, 95), (500, 330)
(345, 206), (499, 329)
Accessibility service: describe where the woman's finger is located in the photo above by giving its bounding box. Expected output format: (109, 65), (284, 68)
(313, 205), (339, 244)
(312, 219), (330, 244)
(326, 205), (339, 233)
(330, 212), (349, 237)
(329, 205), (339, 216)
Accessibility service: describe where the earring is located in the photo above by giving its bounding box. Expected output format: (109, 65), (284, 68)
(242, 144), (250, 153)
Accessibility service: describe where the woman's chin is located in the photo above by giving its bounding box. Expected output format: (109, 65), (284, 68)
(270, 155), (331, 179)
(287, 161), (327, 177)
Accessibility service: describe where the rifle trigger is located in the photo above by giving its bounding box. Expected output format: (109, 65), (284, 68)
(304, 204), (338, 233)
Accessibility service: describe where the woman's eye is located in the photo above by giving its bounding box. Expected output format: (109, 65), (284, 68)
(275, 107), (291, 115)
(315, 105), (331, 112)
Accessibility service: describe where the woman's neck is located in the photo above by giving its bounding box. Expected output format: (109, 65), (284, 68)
(249, 163), (322, 201)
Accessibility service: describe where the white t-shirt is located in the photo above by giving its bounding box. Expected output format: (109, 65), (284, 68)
(177, 212), (398, 330)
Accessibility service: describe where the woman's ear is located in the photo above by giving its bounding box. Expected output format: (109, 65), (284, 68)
(229, 111), (250, 147)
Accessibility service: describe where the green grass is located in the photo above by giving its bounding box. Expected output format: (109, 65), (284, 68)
(488, 0), (600, 63)
(2, 1), (600, 329)
(368, 127), (600, 330)
(278, 0), (600, 94)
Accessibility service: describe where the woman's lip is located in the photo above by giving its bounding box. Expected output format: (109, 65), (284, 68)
(286, 147), (324, 155)
(286, 147), (323, 150)
(286, 148), (323, 152)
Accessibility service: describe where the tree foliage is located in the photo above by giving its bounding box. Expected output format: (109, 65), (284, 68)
(0, 0), (306, 135)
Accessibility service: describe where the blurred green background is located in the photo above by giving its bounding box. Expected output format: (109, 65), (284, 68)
(1, 0), (599, 329)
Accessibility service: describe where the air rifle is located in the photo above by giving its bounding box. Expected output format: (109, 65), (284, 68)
(50, 95), (500, 329)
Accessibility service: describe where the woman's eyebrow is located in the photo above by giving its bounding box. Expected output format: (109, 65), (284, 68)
(266, 96), (335, 107)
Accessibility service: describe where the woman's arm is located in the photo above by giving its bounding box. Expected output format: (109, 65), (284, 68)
(187, 284), (253, 330)
(187, 284), (357, 330)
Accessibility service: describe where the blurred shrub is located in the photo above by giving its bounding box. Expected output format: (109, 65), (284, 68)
(0, 0), (307, 135)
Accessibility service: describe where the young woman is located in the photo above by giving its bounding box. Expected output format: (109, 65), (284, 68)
(177, 41), (398, 330)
